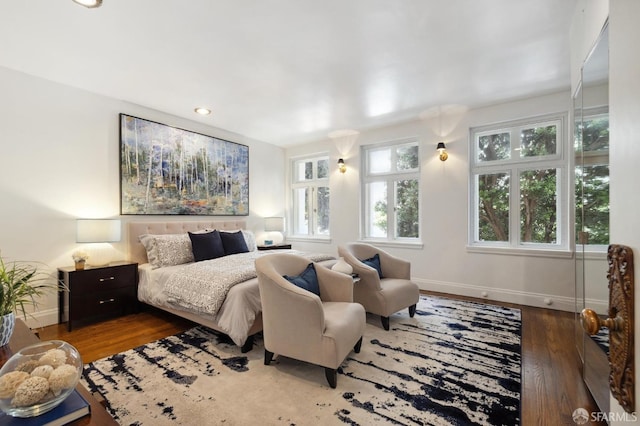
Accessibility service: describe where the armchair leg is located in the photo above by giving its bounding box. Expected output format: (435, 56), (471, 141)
(409, 304), (417, 317)
(354, 337), (363, 353)
(325, 368), (337, 388)
(381, 316), (390, 330)
(264, 349), (274, 365)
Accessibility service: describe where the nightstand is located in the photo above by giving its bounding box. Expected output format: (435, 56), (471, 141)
(58, 262), (139, 331)
(257, 244), (292, 251)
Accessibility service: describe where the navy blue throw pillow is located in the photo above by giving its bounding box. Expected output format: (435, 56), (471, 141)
(188, 230), (225, 262)
(220, 230), (249, 255)
(284, 263), (320, 297)
(362, 253), (383, 278)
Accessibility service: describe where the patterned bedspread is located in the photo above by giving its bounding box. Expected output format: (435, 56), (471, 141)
(164, 250), (334, 318)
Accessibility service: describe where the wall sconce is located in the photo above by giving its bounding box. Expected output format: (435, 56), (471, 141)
(337, 158), (346, 173)
(436, 142), (448, 161)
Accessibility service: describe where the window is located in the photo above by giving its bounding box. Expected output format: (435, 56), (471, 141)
(469, 114), (568, 252)
(291, 155), (330, 238)
(362, 139), (420, 242)
(575, 108), (609, 247)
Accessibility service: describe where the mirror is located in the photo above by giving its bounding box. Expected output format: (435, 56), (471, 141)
(574, 23), (610, 413)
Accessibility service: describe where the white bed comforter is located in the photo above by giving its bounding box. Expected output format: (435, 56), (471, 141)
(165, 251), (263, 317)
(137, 250), (334, 346)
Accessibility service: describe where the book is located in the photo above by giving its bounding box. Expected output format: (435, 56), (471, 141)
(0, 388), (91, 426)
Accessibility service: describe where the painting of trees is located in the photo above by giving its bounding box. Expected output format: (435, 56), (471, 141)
(120, 114), (249, 215)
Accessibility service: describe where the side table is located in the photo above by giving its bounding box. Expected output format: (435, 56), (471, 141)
(257, 244), (292, 251)
(0, 319), (117, 425)
(58, 262), (138, 331)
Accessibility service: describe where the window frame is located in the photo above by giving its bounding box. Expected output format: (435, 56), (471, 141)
(468, 113), (570, 255)
(575, 105), (610, 253)
(361, 138), (422, 245)
(289, 153), (331, 240)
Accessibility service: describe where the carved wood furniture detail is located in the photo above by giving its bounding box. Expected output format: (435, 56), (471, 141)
(581, 244), (635, 413)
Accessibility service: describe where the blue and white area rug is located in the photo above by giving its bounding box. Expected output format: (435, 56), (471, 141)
(81, 296), (521, 425)
(591, 328), (609, 355)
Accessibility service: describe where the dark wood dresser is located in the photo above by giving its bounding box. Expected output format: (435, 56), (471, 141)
(58, 262), (138, 331)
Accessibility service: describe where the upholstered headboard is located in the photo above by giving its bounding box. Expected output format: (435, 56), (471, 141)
(127, 220), (247, 265)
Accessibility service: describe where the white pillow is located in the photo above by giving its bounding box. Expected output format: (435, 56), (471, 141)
(240, 230), (257, 252)
(139, 233), (194, 269)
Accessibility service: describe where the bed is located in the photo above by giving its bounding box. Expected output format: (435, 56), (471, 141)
(127, 220), (334, 353)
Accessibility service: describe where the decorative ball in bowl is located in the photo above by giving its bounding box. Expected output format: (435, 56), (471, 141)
(0, 340), (82, 418)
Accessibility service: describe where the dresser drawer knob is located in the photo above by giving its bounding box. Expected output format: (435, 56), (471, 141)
(99, 276), (116, 282)
(99, 298), (116, 304)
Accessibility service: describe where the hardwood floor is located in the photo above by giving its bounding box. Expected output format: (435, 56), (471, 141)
(36, 307), (195, 363)
(35, 293), (606, 425)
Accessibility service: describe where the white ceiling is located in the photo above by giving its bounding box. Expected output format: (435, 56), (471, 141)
(0, 0), (577, 146)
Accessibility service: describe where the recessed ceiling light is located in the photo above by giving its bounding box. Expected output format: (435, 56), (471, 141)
(194, 107), (212, 116)
(72, 0), (102, 8)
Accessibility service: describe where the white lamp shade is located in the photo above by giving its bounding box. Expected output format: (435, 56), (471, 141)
(264, 217), (285, 232)
(76, 219), (121, 243)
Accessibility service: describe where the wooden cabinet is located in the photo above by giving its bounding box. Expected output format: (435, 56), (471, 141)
(58, 262), (138, 331)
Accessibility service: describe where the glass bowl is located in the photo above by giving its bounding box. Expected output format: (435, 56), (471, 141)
(0, 340), (82, 418)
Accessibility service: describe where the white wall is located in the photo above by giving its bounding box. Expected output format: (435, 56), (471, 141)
(286, 90), (581, 311)
(570, 0), (610, 93)
(609, 0), (640, 420)
(0, 66), (285, 328)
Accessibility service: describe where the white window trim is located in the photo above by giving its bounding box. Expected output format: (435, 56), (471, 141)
(289, 153), (330, 240)
(468, 113), (570, 255)
(358, 239), (424, 250)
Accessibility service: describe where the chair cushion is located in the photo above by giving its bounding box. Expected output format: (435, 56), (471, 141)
(284, 263), (320, 297)
(378, 278), (420, 315)
(188, 230), (225, 262)
(362, 253), (383, 278)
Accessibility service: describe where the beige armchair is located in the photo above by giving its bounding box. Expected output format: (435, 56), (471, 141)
(338, 243), (419, 330)
(256, 253), (366, 388)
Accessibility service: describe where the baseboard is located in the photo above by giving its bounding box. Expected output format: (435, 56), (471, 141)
(414, 278), (608, 313)
(21, 307), (59, 330)
(20, 283), (610, 329)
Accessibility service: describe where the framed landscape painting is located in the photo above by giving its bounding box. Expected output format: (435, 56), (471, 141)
(120, 114), (249, 215)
